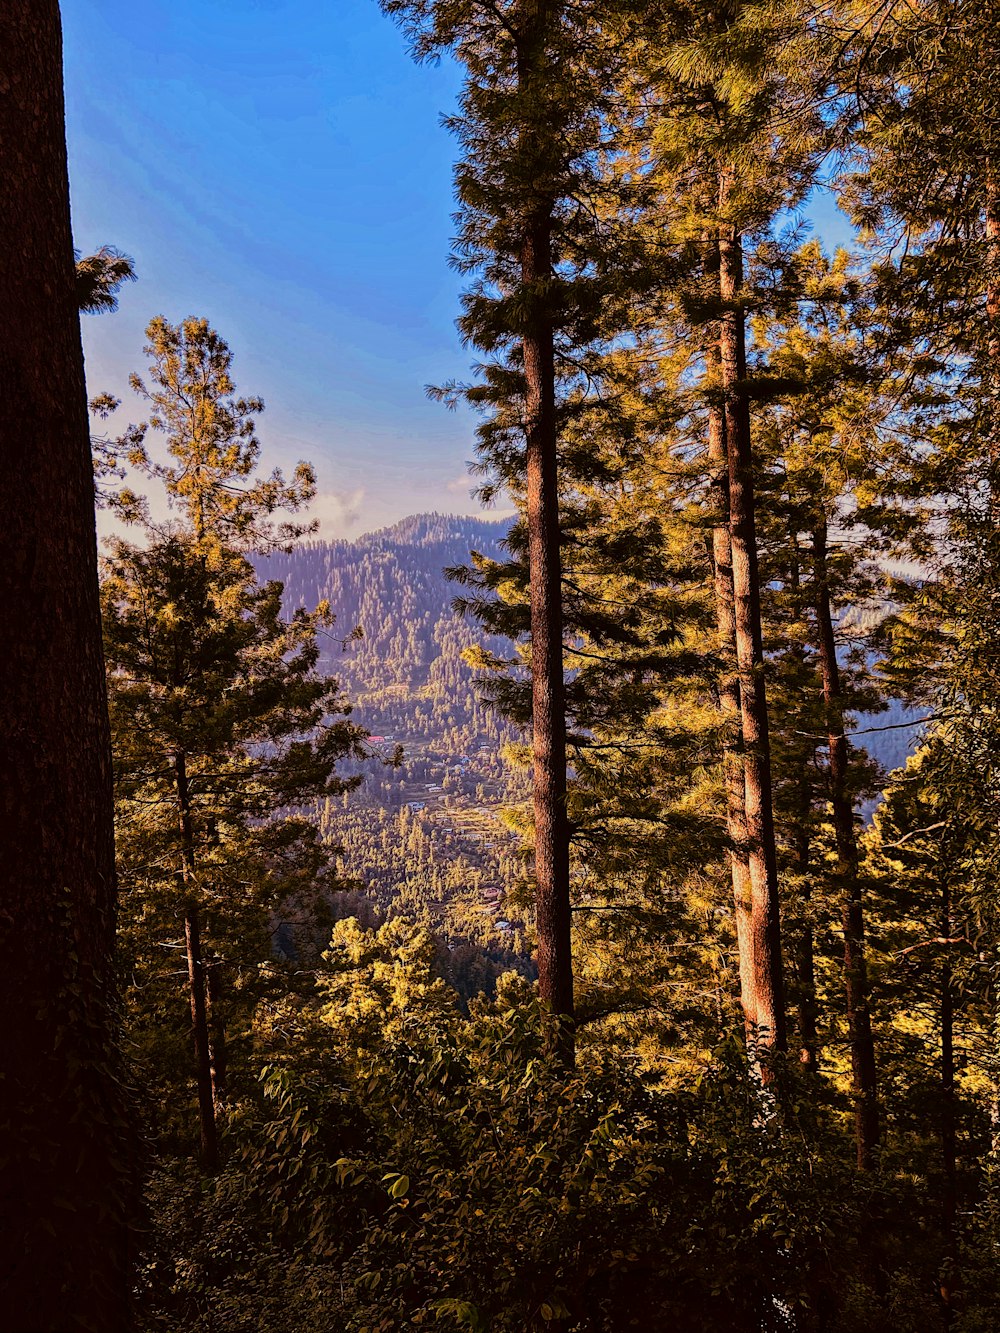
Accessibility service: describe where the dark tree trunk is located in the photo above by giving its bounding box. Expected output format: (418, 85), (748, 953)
(718, 220), (786, 1068)
(708, 393), (755, 1041)
(207, 958), (229, 1108)
(787, 556), (819, 1074)
(796, 915), (820, 1074)
(940, 952), (956, 1229)
(0, 4), (133, 1327)
(940, 878), (957, 1325)
(184, 909), (219, 1171)
(516, 2), (574, 1041)
(793, 772), (820, 1074)
(812, 520), (879, 1169)
(986, 178), (1000, 520)
(175, 751), (220, 1171)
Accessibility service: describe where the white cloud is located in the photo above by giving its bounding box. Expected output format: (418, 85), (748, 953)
(310, 487), (367, 537)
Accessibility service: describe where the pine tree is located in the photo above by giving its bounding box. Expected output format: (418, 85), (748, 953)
(101, 318), (366, 1167)
(751, 242), (901, 1163)
(76, 244), (136, 314)
(379, 0), (614, 1047)
(864, 738), (999, 1321)
(593, 0), (839, 1079)
(510, 0), (574, 1037)
(125, 315), (317, 553)
(843, 0), (1000, 510)
(840, 0), (1000, 1165)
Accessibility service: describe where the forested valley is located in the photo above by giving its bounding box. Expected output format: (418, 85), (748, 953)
(5, 0), (1000, 1330)
(263, 515), (536, 984)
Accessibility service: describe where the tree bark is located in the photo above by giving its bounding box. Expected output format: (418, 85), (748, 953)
(207, 958), (229, 1109)
(939, 878), (957, 1325)
(793, 770), (820, 1074)
(516, 2), (574, 1041)
(788, 556), (819, 1074)
(718, 217), (786, 1069)
(986, 178), (1000, 1166)
(184, 909), (219, 1171)
(0, 3), (133, 1327)
(708, 391), (756, 1041)
(175, 751), (220, 1171)
(985, 177), (1000, 521)
(812, 519), (879, 1169)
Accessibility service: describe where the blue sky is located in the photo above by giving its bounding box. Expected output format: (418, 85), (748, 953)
(65, 0), (479, 537)
(64, 0), (854, 539)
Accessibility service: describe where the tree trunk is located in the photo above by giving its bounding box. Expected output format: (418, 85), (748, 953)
(793, 770), (820, 1074)
(184, 908), (220, 1171)
(796, 913), (820, 1074)
(940, 878), (957, 1325)
(175, 751), (220, 1171)
(718, 216), (786, 1069)
(708, 390), (756, 1041)
(207, 958), (229, 1108)
(787, 552), (820, 1074)
(985, 177), (1000, 521)
(985, 179), (1000, 1159)
(0, 4), (133, 1327)
(812, 519), (879, 1169)
(516, 2), (574, 1041)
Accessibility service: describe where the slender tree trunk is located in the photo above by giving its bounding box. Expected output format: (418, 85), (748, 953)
(717, 214), (786, 1068)
(787, 554), (820, 1073)
(207, 958), (229, 1108)
(940, 884), (957, 1233)
(985, 177), (1000, 521)
(523, 208), (573, 1026)
(184, 909), (219, 1170)
(516, 3), (574, 1040)
(939, 877), (957, 1326)
(708, 389), (756, 1041)
(980, 180), (1000, 1160)
(174, 751), (220, 1171)
(0, 5), (134, 1327)
(793, 773), (820, 1074)
(812, 519), (879, 1169)
(796, 914), (820, 1074)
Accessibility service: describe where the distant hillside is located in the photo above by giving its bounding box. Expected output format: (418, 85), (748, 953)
(260, 514), (531, 980)
(854, 697), (927, 783)
(260, 512), (514, 741)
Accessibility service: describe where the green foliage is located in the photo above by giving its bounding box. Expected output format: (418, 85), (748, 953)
(75, 243), (136, 314)
(110, 315), (318, 551)
(139, 921), (955, 1332)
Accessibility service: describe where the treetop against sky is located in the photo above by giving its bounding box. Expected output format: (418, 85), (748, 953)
(66, 0), (851, 539)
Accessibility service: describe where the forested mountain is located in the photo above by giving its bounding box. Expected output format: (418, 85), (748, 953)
(261, 512), (513, 734)
(260, 514), (532, 981)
